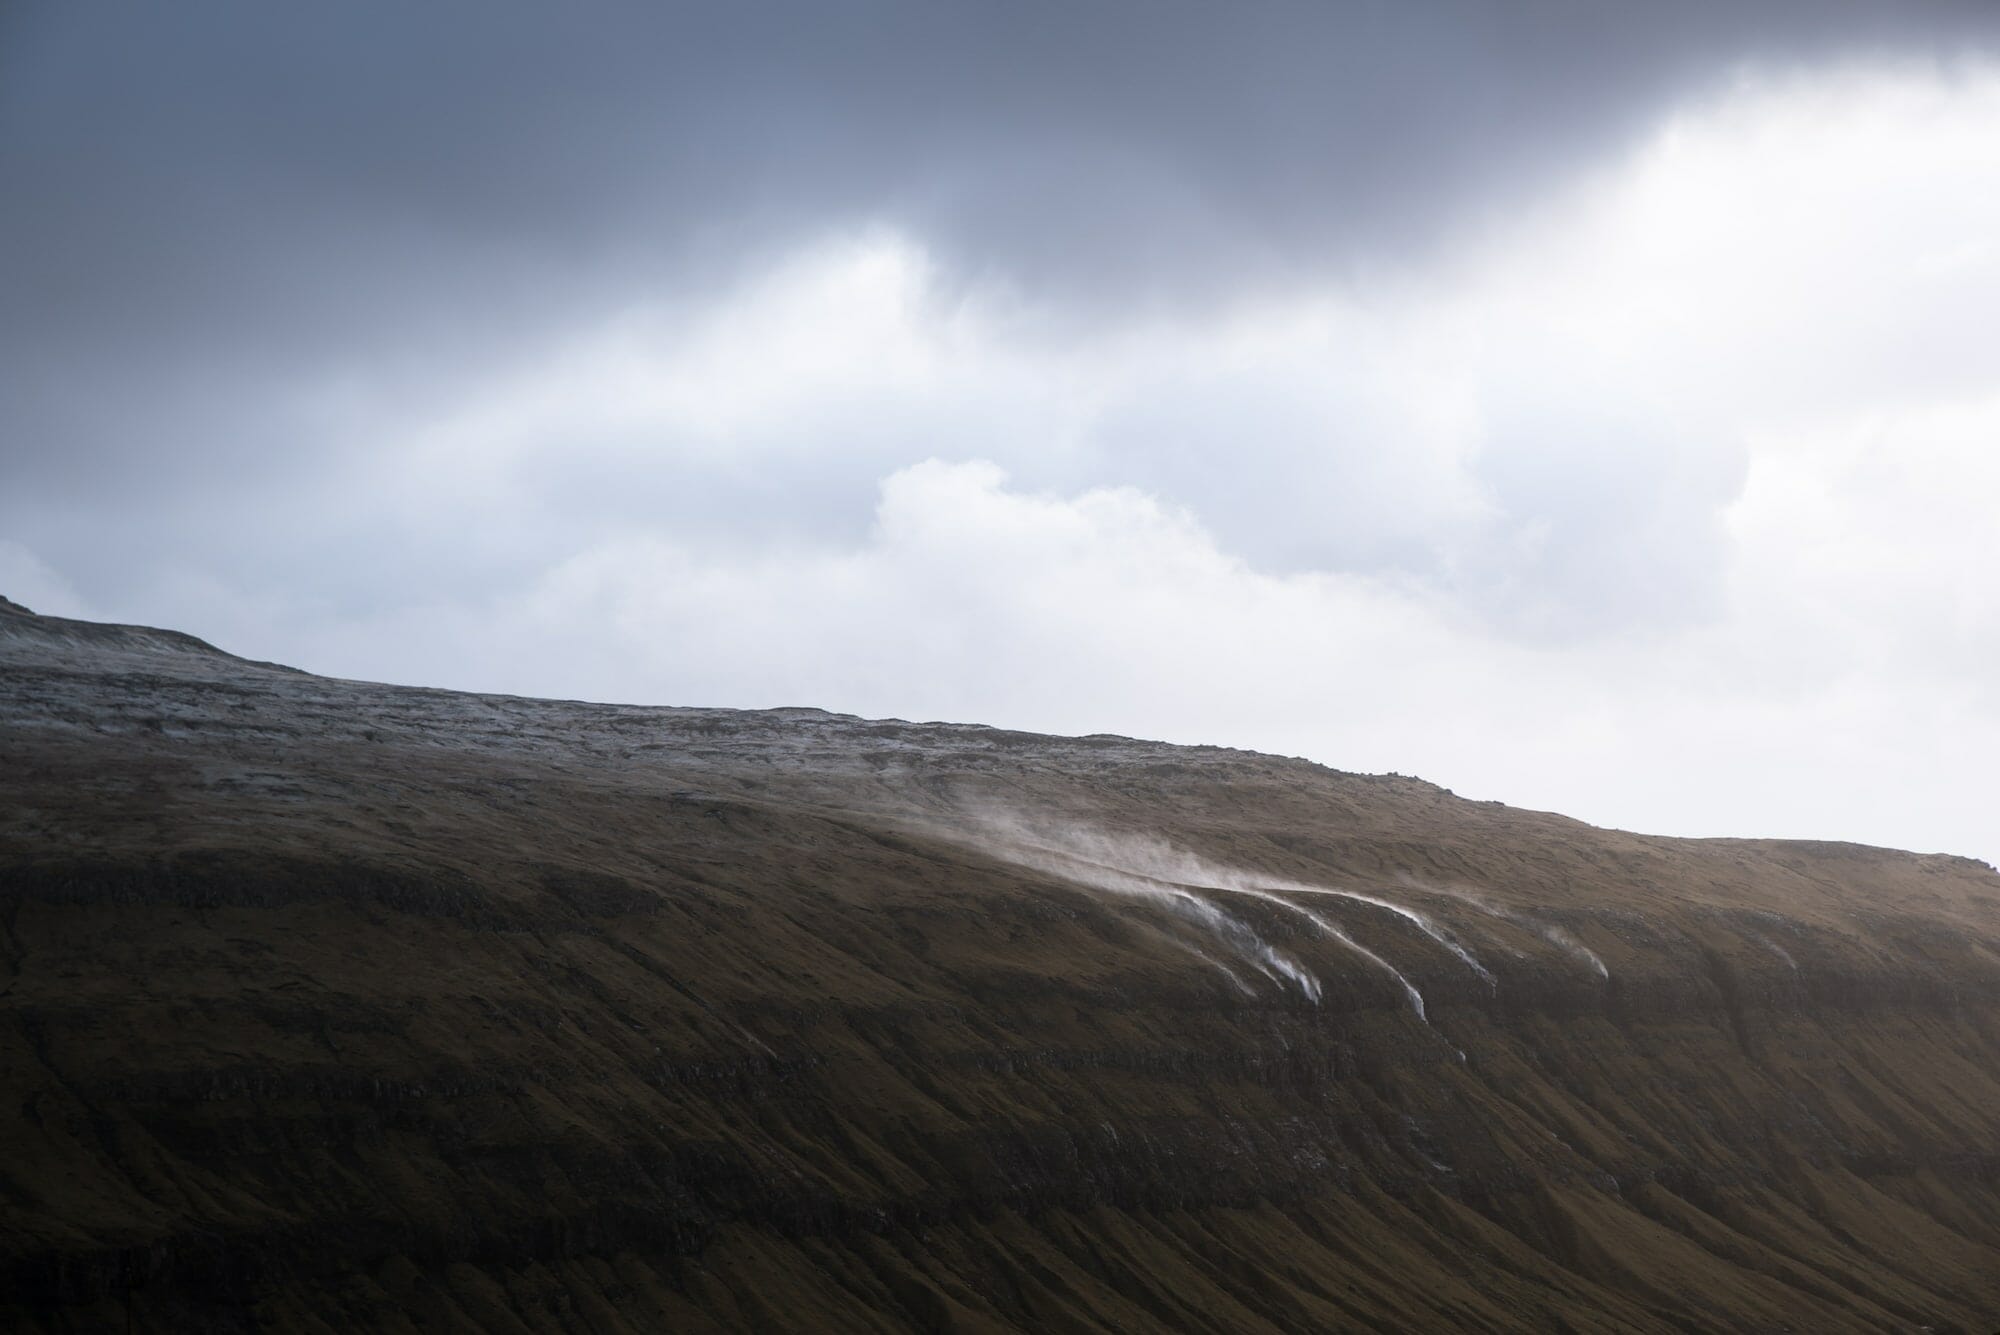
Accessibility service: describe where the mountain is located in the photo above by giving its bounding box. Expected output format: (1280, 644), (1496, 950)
(4, 600), (1999, 1332)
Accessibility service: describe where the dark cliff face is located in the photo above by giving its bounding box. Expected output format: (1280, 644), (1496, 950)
(3, 607), (1999, 1332)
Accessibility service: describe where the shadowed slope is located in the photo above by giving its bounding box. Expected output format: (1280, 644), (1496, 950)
(2, 602), (1998, 1331)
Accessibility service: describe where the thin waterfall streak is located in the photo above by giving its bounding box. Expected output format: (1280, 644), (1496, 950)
(1266, 882), (1494, 984)
(1413, 881), (1613, 982)
(963, 834), (1323, 1002)
(1172, 941), (1257, 997)
(1224, 885), (1428, 1023)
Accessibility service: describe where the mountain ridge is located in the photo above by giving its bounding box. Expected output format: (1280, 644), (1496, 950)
(3, 601), (1998, 1331)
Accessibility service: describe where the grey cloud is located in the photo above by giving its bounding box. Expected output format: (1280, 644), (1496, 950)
(9, 1), (1996, 359)
(3, 0), (1997, 619)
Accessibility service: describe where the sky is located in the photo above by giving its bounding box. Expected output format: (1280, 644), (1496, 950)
(4, 2), (2000, 863)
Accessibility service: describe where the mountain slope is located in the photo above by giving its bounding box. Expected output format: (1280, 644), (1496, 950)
(3, 602), (1999, 1332)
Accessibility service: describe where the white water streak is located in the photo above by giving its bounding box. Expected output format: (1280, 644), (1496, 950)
(1173, 942), (1258, 997)
(1268, 883), (1493, 985)
(958, 809), (1493, 985)
(946, 809), (1516, 1014)
(1543, 925), (1610, 980)
(1222, 885), (1429, 1022)
(1756, 935), (1801, 975)
(963, 822), (1323, 1002)
(1414, 881), (1610, 980)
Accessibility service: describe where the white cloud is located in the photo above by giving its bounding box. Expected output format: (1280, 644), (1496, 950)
(254, 451), (1990, 864)
(77, 60), (2000, 865)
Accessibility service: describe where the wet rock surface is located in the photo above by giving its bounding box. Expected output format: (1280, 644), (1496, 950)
(3, 606), (2000, 1331)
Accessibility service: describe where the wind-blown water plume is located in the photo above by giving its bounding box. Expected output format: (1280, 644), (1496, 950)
(946, 809), (1324, 1002)
(937, 806), (1507, 1015)
(1170, 942), (1258, 998)
(955, 808), (1492, 980)
(1223, 883), (1431, 1022)
(1263, 883), (1494, 986)
(1406, 879), (1611, 981)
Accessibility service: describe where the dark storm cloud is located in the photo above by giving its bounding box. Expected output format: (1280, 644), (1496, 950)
(9, 1), (1998, 358)
(2, 0), (1996, 587)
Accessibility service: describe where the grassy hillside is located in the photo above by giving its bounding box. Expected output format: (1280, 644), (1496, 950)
(3, 604), (1999, 1331)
